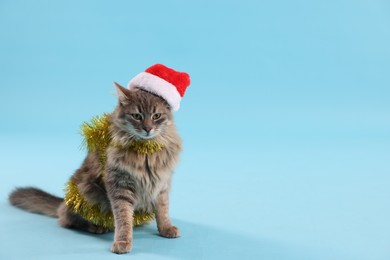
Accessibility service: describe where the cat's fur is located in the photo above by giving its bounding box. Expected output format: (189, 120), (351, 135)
(9, 83), (182, 254)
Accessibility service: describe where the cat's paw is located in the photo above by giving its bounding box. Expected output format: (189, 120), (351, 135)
(111, 240), (132, 254)
(159, 225), (180, 238)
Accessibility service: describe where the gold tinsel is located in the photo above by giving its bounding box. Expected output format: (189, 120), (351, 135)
(65, 181), (114, 228)
(80, 113), (111, 166)
(80, 113), (165, 159)
(64, 113), (164, 227)
(64, 181), (155, 228)
(127, 140), (165, 155)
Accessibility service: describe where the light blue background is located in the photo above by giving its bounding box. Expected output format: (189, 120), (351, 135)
(1, 0), (389, 259)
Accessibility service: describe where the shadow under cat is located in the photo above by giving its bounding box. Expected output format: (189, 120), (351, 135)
(70, 218), (310, 260)
(2, 203), (313, 259)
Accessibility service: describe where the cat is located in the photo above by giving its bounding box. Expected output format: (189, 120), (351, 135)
(9, 82), (182, 254)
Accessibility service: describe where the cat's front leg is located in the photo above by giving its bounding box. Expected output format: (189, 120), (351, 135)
(155, 188), (180, 238)
(105, 166), (136, 254)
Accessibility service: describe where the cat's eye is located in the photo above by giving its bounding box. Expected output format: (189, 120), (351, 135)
(152, 113), (161, 120)
(131, 113), (143, 120)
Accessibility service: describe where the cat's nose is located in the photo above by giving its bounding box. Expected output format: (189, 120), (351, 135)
(143, 127), (152, 133)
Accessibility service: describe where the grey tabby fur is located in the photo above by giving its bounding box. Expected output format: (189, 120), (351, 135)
(9, 83), (182, 254)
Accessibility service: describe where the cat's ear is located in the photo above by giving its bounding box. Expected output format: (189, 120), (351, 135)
(114, 82), (131, 105)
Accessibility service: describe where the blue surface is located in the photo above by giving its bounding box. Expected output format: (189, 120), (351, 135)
(1, 0), (390, 259)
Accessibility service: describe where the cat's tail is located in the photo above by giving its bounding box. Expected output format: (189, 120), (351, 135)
(9, 187), (63, 217)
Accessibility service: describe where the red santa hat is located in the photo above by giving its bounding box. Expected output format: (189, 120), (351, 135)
(127, 64), (191, 111)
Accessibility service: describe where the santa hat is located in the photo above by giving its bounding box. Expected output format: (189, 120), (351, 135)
(127, 64), (190, 111)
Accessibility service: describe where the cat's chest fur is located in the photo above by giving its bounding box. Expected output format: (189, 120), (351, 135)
(106, 145), (179, 211)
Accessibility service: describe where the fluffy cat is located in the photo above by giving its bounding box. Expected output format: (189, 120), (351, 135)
(9, 83), (182, 254)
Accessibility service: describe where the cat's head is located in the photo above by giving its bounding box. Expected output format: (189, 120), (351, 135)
(112, 82), (173, 140)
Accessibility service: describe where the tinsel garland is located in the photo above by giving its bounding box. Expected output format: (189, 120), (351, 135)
(64, 113), (164, 227)
(64, 181), (155, 228)
(80, 113), (111, 166)
(65, 181), (115, 228)
(80, 113), (165, 157)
